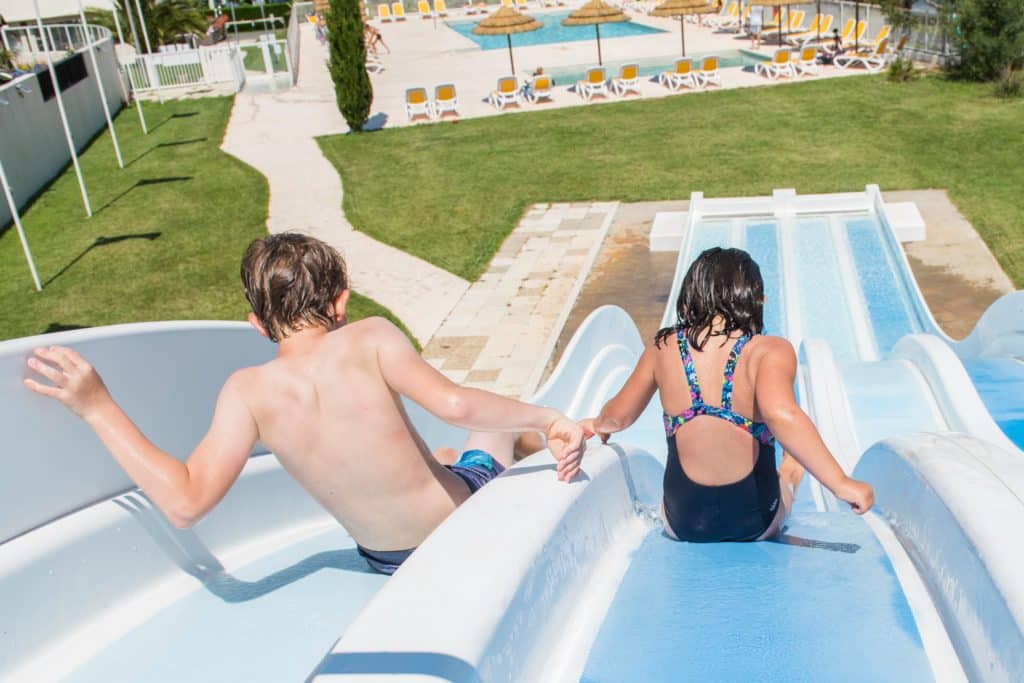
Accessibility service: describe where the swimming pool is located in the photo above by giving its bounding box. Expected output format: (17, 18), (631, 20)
(446, 11), (666, 50)
(547, 49), (767, 85)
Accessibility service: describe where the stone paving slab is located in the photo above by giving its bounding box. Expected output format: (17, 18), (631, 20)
(422, 201), (618, 397)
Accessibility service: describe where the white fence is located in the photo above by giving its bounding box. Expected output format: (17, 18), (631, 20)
(123, 45), (246, 93)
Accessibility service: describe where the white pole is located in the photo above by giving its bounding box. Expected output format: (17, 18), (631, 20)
(78, 0), (123, 168)
(33, 0), (92, 218)
(133, 0), (155, 55)
(0, 158), (43, 291)
(121, 0), (149, 134)
(110, 4), (126, 45)
(132, 0), (161, 98)
(107, 9), (132, 104)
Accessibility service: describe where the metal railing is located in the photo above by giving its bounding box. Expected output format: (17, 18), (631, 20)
(124, 44), (246, 93)
(2, 23), (113, 67)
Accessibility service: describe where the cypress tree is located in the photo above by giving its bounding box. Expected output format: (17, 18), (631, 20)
(327, 0), (373, 132)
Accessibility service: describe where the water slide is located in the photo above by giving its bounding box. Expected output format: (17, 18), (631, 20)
(2, 187), (1022, 680)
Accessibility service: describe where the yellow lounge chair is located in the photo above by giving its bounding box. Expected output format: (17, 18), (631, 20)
(787, 14), (833, 46)
(433, 83), (458, 117)
(501, 0), (513, 7)
(695, 55), (721, 87)
(764, 9), (804, 36)
(391, 1), (407, 20)
(794, 45), (819, 76)
(754, 48), (794, 79)
(418, 0), (432, 17)
(705, 1), (738, 30)
(406, 87), (431, 121)
(860, 24), (891, 49)
(515, 0), (529, 8)
(658, 59), (697, 91)
(489, 76), (522, 109)
(835, 37), (890, 72)
(433, 0), (449, 16)
(526, 74), (554, 103)
(577, 66), (609, 100)
(610, 63), (640, 96)
(377, 3), (393, 21)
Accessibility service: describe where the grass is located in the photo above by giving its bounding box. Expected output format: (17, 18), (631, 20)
(0, 97), (413, 343)
(319, 74), (1024, 286)
(241, 42), (289, 73)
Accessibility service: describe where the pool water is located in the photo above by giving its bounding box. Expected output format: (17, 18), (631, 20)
(446, 11), (665, 50)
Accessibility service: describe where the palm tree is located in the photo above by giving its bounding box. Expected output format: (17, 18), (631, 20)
(90, 0), (207, 51)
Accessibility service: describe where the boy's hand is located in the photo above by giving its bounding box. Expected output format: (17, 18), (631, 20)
(835, 478), (874, 515)
(545, 415), (585, 483)
(580, 417), (611, 444)
(24, 346), (112, 422)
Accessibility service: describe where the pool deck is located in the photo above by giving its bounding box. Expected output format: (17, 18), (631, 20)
(359, 6), (867, 128)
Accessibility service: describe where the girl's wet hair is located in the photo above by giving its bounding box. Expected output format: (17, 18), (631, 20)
(655, 247), (765, 351)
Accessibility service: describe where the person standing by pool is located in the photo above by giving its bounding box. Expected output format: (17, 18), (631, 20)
(580, 247), (873, 543)
(748, 6), (763, 49)
(25, 234), (585, 574)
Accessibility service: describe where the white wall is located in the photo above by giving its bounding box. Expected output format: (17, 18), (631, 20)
(0, 33), (124, 228)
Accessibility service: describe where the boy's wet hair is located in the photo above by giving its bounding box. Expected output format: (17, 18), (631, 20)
(241, 233), (348, 342)
(655, 247), (765, 351)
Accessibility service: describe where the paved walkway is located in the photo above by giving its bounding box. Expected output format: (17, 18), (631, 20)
(423, 202), (618, 397)
(221, 24), (468, 343)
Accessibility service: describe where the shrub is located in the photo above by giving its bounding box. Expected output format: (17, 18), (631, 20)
(887, 55), (919, 82)
(993, 66), (1023, 99)
(204, 3), (293, 22)
(945, 0), (1024, 81)
(327, 0), (373, 132)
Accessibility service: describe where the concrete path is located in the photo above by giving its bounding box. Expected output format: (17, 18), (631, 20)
(221, 24), (469, 343)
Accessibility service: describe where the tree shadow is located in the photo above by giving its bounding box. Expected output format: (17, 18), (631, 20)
(363, 112), (389, 131)
(94, 176), (193, 214)
(113, 492), (377, 605)
(44, 232), (161, 286)
(128, 138), (207, 167)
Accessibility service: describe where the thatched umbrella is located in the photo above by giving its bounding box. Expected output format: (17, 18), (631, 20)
(472, 7), (542, 74)
(561, 0), (629, 66)
(651, 0), (716, 57)
(749, 0), (802, 47)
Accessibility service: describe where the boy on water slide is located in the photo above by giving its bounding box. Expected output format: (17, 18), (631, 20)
(25, 234), (585, 574)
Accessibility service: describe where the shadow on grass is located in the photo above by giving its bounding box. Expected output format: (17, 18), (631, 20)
(95, 176), (193, 214)
(128, 138), (208, 167)
(42, 322), (89, 334)
(44, 232), (162, 287)
(147, 110), (200, 134)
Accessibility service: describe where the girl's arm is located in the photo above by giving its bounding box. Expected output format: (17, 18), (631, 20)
(754, 338), (873, 513)
(583, 344), (658, 442)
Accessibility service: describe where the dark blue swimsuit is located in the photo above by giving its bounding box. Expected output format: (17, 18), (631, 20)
(662, 329), (781, 542)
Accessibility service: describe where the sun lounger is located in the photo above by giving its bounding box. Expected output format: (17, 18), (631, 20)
(658, 59), (698, 91)
(610, 63), (641, 96)
(391, 1), (407, 19)
(705, 2), (740, 29)
(577, 67), (610, 100)
(433, 83), (458, 117)
(489, 76), (522, 109)
(859, 24), (890, 49)
(526, 74), (554, 103)
(754, 48), (794, 79)
(787, 14), (833, 46)
(763, 10), (804, 36)
(434, 0), (449, 16)
(406, 87), (431, 121)
(501, 0), (513, 7)
(695, 55), (721, 87)
(377, 3), (393, 21)
(793, 45), (819, 76)
(514, 0), (529, 9)
(835, 38), (890, 72)
(417, 0), (433, 18)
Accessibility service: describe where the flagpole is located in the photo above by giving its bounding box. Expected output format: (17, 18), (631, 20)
(33, 0), (92, 217)
(121, 0), (149, 133)
(0, 157), (42, 291)
(78, 0), (123, 168)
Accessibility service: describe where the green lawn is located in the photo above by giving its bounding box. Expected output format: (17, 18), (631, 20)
(0, 97), (410, 342)
(242, 42), (289, 73)
(319, 75), (1024, 286)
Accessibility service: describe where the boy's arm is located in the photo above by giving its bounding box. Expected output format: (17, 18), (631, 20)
(373, 321), (585, 481)
(753, 339), (873, 513)
(582, 344), (658, 442)
(25, 346), (258, 528)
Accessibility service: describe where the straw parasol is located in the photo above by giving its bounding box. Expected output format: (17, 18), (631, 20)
(561, 0), (629, 66)
(650, 0), (717, 57)
(472, 7), (542, 74)
(748, 0), (802, 47)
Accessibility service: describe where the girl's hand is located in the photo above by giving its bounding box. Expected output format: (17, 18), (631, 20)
(835, 478), (874, 515)
(545, 415), (585, 482)
(580, 417), (612, 443)
(24, 346), (112, 422)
